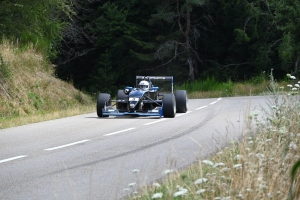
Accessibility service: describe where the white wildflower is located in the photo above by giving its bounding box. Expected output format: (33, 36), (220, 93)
(237, 193), (244, 198)
(213, 162), (226, 168)
(268, 193), (273, 198)
(194, 178), (208, 184)
(248, 141), (253, 144)
(233, 164), (242, 169)
(256, 153), (265, 160)
(257, 177), (263, 181)
(280, 127), (288, 134)
(221, 167), (231, 172)
(196, 189), (206, 194)
(258, 184), (268, 189)
(128, 182), (136, 187)
(290, 76), (296, 79)
(132, 169), (139, 173)
(287, 84), (293, 87)
(246, 188), (253, 192)
(234, 155), (243, 160)
(272, 105), (278, 109)
(292, 87), (298, 91)
(295, 84), (300, 88)
(164, 169), (174, 174)
(289, 142), (298, 150)
(265, 139), (272, 143)
(217, 151), (223, 155)
(153, 182), (161, 187)
(173, 188), (188, 197)
(152, 192), (163, 199)
(202, 160), (214, 166)
(251, 110), (260, 116)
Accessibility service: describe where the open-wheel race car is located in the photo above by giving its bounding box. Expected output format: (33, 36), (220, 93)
(97, 76), (188, 118)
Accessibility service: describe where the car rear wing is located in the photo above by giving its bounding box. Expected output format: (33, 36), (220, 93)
(136, 76), (174, 93)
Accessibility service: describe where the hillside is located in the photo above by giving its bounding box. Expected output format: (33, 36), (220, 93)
(0, 41), (94, 129)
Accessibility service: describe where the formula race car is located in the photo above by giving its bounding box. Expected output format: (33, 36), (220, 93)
(97, 76), (188, 118)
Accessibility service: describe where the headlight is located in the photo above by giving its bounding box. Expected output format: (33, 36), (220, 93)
(129, 97), (139, 101)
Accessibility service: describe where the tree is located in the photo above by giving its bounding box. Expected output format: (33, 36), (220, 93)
(149, 0), (208, 81)
(0, 0), (75, 58)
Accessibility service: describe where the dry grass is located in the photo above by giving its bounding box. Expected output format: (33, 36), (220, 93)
(0, 40), (94, 129)
(127, 80), (300, 199)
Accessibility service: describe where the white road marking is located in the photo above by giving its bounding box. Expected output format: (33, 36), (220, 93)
(210, 101), (218, 105)
(44, 140), (90, 151)
(195, 106), (207, 110)
(0, 155), (28, 164)
(176, 111), (192, 117)
(217, 98), (222, 101)
(104, 128), (136, 136)
(143, 118), (168, 125)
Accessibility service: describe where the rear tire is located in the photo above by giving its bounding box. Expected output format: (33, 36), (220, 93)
(175, 90), (188, 113)
(117, 90), (128, 100)
(163, 94), (176, 118)
(97, 93), (111, 117)
(116, 90), (128, 110)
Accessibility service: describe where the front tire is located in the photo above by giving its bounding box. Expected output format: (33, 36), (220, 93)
(175, 90), (188, 113)
(97, 93), (111, 117)
(163, 94), (176, 118)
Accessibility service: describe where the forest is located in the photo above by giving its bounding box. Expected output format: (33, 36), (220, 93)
(1, 0), (300, 95)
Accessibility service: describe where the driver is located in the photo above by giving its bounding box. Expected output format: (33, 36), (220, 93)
(138, 80), (149, 91)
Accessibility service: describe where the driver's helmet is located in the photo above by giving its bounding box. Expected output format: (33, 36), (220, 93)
(138, 80), (149, 91)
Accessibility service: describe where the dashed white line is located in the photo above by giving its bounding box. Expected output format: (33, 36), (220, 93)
(217, 98), (222, 101)
(0, 155), (28, 164)
(44, 139), (90, 151)
(104, 128), (136, 136)
(195, 106), (207, 110)
(210, 101), (218, 105)
(143, 118), (168, 125)
(176, 111), (192, 117)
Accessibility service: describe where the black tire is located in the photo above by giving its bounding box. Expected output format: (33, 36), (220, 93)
(117, 90), (128, 100)
(97, 93), (111, 117)
(116, 90), (128, 110)
(163, 94), (176, 118)
(175, 90), (188, 113)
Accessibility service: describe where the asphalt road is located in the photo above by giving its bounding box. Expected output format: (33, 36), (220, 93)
(0, 96), (270, 200)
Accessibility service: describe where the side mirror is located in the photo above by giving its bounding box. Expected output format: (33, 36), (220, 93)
(124, 86), (132, 95)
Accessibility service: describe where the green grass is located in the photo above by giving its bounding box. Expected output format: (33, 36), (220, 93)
(176, 76), (278, 99)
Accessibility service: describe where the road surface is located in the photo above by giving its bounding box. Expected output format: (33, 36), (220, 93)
(0, 96), (269, 200)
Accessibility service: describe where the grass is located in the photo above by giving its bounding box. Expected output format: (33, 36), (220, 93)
(125, 73), (300, 199)
(0, 40), (95, 129)
(176, 75), (283, 99)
